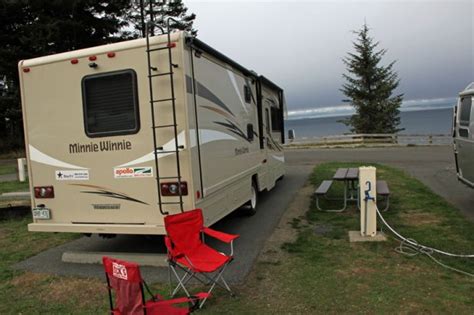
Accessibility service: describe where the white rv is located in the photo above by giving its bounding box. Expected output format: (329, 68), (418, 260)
(18, 31), (286, 236)
(453, 82), (474, 187)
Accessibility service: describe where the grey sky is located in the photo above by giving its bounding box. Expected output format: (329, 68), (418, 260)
(186, 0), (473, 117)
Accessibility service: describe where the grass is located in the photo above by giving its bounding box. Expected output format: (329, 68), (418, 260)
(0, 164), (16, 176)
(0, 162), (473, 314)
(205, 162), (474, 314)
(0, 180), (29, 194)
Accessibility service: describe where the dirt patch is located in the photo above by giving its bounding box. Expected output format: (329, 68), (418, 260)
(10, 272), (48, 289)
(399, 212), (442, 226)
(257, 183), (314, 264)
(39, 277), (105, 307)
(10, 272), (105, 308)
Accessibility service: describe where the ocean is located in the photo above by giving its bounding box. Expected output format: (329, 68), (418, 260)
(285, 108), (454, 139)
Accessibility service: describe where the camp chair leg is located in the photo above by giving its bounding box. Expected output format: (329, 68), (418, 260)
(170, 264), (193, 298)
(220, 275), (232, 294)
(316, 185), (347, 212)
(199, 264), (231, 308)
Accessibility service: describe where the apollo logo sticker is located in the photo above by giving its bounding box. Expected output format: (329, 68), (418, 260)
(56, 170), (89, 181)
(114, 167), (153, 178)
(112, 262), (128, 280)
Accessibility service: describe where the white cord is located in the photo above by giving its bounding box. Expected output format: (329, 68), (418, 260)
(395, 238), (474, 278)
(375, 206), (474, 258)
(374, 205), (474, 277)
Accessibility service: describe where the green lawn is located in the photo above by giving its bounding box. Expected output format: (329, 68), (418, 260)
(0, 180), (29, 194)
(0, 164), (16, 176)
(206, 162), (474, 314)
(0, 162), (473, 314)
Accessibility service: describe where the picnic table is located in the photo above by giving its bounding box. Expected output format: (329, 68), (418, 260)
(315, 168), (390, 212)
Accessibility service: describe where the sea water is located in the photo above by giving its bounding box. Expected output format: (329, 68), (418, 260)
(285, 108), (454, 138)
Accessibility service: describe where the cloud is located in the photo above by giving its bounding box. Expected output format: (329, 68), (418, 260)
(287, 97), (457, 120)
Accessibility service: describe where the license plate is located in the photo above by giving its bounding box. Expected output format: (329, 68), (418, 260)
(32, 208), (51, 220)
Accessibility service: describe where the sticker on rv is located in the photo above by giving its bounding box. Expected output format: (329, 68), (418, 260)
(114, 167), (153, 178)
(55, 170), (89, 181)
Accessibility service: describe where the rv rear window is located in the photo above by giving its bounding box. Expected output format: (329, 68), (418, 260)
(459, 96), (472, 127)
(82, 69), (140, 137)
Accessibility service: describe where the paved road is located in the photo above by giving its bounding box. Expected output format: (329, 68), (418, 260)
(286, 145), (474, 221)
(15, 145), (473, 283)
(15, 165), (312, 284)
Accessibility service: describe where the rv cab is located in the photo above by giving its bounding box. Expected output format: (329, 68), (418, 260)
(454, 82), (474, 187)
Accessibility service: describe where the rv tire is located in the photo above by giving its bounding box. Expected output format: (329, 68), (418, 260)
(244, 181), (258, 216)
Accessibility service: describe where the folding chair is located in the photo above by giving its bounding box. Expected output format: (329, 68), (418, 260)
(164, 208), (239, 308)
(102, 256), (208, 315)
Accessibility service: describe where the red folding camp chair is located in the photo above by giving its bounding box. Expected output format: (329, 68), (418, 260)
(102, 256), (208, 315)
(164, 208), (239, 308)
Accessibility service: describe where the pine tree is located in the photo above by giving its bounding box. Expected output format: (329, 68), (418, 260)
(341, 23), (403, 134)
(0, 0), (131, 151)
(129, 0), (197, 38)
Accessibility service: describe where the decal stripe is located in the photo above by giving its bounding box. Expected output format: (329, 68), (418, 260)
(118, 129), (238, 167)
(29, 145), (87, 169)
(200, 105), (234, 120)
(70, 184), (149, 205)
(195, 80), (235, 117)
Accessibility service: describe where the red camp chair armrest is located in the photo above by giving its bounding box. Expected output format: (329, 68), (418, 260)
(202, 227), (239, 243)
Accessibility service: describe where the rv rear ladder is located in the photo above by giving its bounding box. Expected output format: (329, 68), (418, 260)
(144, 1), (185, 215)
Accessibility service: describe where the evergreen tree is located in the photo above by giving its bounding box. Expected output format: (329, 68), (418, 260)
(0, 0), (131, 151)
(341, 23), (403, 134)
(129, 0), (197, 38)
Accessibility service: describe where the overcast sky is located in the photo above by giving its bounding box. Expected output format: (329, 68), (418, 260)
(186, 0), (473, 118)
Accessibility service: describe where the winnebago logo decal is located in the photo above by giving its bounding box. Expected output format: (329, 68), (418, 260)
(114, 167), (153, 179)
(56, 170), (89, 181)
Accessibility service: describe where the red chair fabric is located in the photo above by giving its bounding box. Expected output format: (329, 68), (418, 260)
(103, 256), (208, 315)
(103, 257), (144, 315)
(164, 209), (238, 273)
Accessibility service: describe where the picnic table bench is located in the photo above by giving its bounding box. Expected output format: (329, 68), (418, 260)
(315, 168), (391, 212)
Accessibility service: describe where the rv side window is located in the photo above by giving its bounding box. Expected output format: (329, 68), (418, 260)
(244, 85), (251, 103)
(459, 96), (472, 127)
(82, 69), (140, 137)
(271, 107), (282, 132)
(265, 108), (271, 134)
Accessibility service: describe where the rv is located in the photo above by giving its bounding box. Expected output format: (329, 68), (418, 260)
(453, 82), (474, 187)
(18, 31), (286, 236)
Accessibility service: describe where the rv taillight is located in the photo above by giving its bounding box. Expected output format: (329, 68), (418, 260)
(34, 186), (55, 199)
(89, 55), (97, 61)
(71, 59), (79, 64)
(23, 67), (30, 73)
(167, 42), (176, 48)
(161, 182), (188, 196)
(107, 52), (116, 58)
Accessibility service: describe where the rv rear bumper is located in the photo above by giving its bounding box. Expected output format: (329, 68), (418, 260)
(28, 223), (166, 235)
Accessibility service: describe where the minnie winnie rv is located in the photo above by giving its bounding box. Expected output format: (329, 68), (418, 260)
(18, 31), (285, 236)
(454, 82), (474, 187)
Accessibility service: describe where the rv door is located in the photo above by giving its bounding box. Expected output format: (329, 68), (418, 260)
(456, 94), (474, 186)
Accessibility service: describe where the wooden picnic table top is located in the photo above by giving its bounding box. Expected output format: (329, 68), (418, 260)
(333, 168), (359, 180)
(346, 168), (359, 180)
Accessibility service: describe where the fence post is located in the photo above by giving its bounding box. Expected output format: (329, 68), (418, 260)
(17, 158), (26, 182)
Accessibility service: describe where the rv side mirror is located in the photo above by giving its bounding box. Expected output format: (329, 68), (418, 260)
(247, 123), (254, 141)
(288, 129), (295, 141)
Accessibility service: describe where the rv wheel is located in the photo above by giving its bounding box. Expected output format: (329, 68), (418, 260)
(244, 181), (258, 216)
